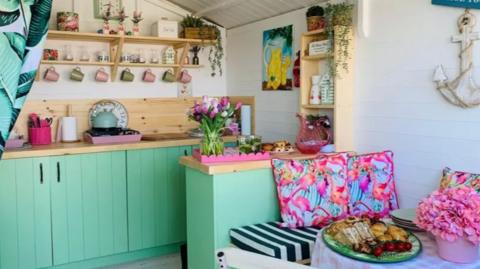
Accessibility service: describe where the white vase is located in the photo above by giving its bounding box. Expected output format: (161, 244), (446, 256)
(310, 75), (321, 105)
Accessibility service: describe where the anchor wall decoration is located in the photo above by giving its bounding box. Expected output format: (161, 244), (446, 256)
(434, 9), (480, 108)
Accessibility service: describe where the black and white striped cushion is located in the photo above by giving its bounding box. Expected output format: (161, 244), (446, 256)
(229, 222), (321, 262)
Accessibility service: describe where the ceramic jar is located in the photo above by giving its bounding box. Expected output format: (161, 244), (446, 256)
(436, 236), (479, 264)
(310, 75), (321, 105)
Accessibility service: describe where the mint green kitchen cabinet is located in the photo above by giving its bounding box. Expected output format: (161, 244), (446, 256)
(50, 152), (128, 265)
(127, 146), (191, 251)
(0, 157), (53, 269)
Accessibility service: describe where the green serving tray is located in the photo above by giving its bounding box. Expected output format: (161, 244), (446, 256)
(322, 226), (422, 264)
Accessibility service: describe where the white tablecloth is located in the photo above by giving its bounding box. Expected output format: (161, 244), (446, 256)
(311, 231), (480, 269)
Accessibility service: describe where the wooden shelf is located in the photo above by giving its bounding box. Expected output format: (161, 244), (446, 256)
(301, 53), (332, 61)
(303, 29), (326, 36)
(302, 104), (335, 110)
(43, 30), (214, 81)
(47, 30), (119, 42)
(47, 30), (212, 45)
(183, 64), (204, 68)
(41, 60), (115, 66)
(118, 63), (180, 68)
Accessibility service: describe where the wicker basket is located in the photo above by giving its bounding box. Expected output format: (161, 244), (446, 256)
(184, 27), (217, 40)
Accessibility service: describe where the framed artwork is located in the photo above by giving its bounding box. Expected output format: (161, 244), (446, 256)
(93, 0), (123, 20)
(262, 25), (293, 91)
(432, 0), (480, 9)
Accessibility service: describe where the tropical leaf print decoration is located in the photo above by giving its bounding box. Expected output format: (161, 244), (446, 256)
(0, 0), (52, 158)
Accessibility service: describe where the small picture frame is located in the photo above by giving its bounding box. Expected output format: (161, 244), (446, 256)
(93, 0), (123, 20)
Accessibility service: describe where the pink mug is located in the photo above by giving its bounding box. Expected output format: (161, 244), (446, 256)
(143, 69), (156, 83)
(44, 66), (59, 82)
(95, 68), (109, 82)
(178, 70), (192, 84)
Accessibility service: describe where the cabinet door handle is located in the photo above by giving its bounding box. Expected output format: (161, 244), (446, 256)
(56, 162), (61, 183)
(40, 163), (44, 184)
(184, 149), (188, 156)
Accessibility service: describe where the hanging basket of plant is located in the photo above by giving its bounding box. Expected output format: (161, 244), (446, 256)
(184, 26), (217, 40)
(180, 15), (224, 77)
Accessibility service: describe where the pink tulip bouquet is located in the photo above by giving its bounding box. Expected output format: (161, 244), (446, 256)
(415, 186), (480, 245)
(188, 96), (241, 156)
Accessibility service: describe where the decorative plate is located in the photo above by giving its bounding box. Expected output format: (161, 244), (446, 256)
(322, 226), (422, 264)
(89, 100), (129, 128)
(390, 208), (416, 223)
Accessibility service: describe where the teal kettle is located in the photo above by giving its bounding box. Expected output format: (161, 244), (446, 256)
(92, 109), (118, 129)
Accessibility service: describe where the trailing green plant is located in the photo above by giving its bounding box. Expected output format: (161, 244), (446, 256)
(181, 15), (224, 77)
(306, 6), (324, 17)
(208, 25), (223, 77)
(325, 2), (353, 77)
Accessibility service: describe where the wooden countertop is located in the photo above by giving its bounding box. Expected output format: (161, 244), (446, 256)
(179, 151), (317, 175)
(3, 136), (237, 160)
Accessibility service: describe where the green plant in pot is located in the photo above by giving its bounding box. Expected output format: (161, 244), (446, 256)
(180, 15), (224, 77)
(325, 2), (353, 77)
(306, 5), (325, 31)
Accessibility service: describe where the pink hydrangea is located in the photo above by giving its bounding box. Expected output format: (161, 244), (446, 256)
(415, 186), (480, 245)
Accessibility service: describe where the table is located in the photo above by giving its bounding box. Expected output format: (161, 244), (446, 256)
(311, 231), (480, 269)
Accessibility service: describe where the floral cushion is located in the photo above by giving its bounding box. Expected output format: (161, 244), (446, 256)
(348, 151), (399, 217)
(440, 167), (480, 192)
(271, 153), (350, 228)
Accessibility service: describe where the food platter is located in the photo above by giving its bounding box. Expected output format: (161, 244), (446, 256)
(322, 217), (422, 263)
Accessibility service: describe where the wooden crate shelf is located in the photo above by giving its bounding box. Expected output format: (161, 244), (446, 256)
(301, 53), (332, 61)
(302, 29), (326, 36)
(299, 26), (354, 152)
(302, 104), (335, 110)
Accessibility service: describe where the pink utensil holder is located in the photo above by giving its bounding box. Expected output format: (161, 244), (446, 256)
(28, 127), (52, 145)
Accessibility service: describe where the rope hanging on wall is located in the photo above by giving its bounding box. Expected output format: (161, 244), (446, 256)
(434, 9), (480, 108)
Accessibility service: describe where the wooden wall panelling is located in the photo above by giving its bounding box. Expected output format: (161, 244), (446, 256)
(14, 97), (255, 142)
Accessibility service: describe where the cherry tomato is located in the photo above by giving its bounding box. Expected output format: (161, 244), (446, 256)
(404, 242), (412, 251)
(373, 246), (383, 257)
(395, 242), (406, 252)
(384, 242), (395, 252)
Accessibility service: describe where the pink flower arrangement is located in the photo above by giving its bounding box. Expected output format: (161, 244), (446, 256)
(188, 96), (241, 156)
(189, 96), (241, 125)
(415, 186), (480, 245)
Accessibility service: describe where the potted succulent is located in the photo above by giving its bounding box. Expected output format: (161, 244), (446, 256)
(325, 2), (353, 77)
(306, 5), (325, 32)
(415, 186), (480, 263)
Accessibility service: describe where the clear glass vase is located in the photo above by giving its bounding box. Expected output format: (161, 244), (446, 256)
(201, 131), (224, 156)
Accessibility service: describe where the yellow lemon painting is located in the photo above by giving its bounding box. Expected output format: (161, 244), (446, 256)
(263, 25), (293, 91)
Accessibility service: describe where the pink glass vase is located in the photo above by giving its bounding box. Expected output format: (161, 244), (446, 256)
(436, 236), (479, 263)
(295, 114), (331, 154)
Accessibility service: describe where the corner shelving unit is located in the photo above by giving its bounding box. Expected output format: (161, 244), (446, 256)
(299, 26), (354, 152)
(38, 30), (211, 81)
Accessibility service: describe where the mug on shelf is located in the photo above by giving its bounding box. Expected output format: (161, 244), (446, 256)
(97, 50), (110, 62)
(121, 68), (135, 82)
(70, 67), (84, 82)
(95, 68), (109, 82)
(44, 66), (59, 82)
(143, 69), (156, 83)
(162, 69), (176, 83)
(178, 70), (192, 84)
